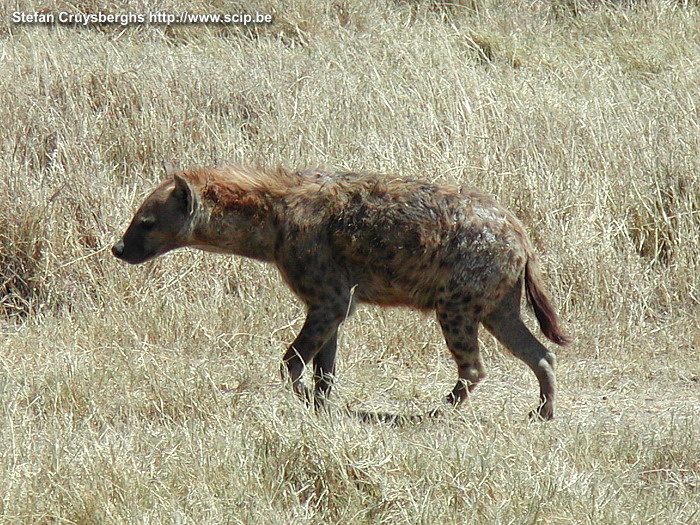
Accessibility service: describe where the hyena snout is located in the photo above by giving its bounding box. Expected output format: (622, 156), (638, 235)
(111, 236), (154, 264)
(111, 239), (125, 259)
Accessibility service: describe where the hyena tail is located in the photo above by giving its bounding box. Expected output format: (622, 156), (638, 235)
(524, 257), (571, 346)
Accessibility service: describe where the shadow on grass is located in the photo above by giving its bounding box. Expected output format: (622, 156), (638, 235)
(342, 406), (447, 427)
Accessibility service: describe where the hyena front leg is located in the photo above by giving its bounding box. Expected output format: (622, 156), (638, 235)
(281, 306), (343, 404)
(312, 331), (337, 408)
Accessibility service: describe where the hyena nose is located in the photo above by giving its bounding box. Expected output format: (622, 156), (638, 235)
(112, 239), (125, 258)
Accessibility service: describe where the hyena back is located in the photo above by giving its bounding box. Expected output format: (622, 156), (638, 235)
(113, 164), (570, 420)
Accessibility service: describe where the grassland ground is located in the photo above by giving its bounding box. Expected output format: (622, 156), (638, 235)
(1, 0), (699, 523)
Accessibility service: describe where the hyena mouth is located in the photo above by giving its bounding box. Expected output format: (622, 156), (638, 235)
(111, 240), (157, 265)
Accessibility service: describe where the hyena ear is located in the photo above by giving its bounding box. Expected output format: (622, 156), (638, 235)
(172, 173), (198, 217)
(162, 161), (177, 177)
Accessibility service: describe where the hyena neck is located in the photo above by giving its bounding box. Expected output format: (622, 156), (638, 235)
(189, 199), (278, 262)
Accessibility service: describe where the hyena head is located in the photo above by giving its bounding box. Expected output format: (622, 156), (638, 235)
(112, 165), (198, 264)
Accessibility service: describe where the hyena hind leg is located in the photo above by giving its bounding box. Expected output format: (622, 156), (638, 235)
(436, 307), (486, 406)
(482, 288), (557, 420)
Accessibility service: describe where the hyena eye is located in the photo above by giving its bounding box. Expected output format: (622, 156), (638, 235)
(140, 218), (156, 230)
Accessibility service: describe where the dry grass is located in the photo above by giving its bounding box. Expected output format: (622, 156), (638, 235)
(1, 0), (699, 523)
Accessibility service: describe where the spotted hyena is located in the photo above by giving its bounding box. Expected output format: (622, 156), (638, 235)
(113, 163), (570, 419)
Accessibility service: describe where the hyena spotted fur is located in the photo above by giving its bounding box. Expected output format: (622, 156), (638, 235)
(113, 164), (570, 419)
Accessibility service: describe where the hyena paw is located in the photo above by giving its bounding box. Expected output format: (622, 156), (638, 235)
(529, 403), (555, 421)
(292, 382), (313, 406)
